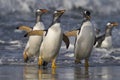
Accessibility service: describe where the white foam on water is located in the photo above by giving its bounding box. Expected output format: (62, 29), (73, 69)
(92, 47), (120, 63)
(0, 40), (5, 44)
(0, 0), (120, 15)
(14, 29), (23, 33)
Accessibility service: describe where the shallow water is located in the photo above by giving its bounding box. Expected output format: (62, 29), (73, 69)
(0, 0), (120, 80)
(0, 65), (120, 80)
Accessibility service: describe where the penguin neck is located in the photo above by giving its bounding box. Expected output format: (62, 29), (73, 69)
(50, 16), (60, 26)
(53, 16), (60, 23)
(105, 27), (112, 37)
(83, 17), (90, 22)
(78, 18), (90, 34)
(36, 15), (42, 23)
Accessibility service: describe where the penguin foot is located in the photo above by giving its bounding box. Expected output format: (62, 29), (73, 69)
(52, 59), (57, 68)
(23, 52), (29, 63)
(38, 57), (43, 68)
(85, 59), (89, 68)
(75, 59), (81, 64)
(52, 63), (57, 68)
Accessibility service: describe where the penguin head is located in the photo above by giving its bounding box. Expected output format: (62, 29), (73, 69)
(83, 10), (91, 20)
(36, 9), (48, 16)
(105, 22), (118, 36)
(54, 10), (65, 17)
(106, 22), (118, 29)
(53, 10), (65, 21)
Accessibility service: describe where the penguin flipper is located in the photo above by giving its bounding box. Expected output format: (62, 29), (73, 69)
(94, 33), (105, 47)
(24, 30), (45, 37)
(65, 30), (77, 37)
(63, 34), (70, 49)
(16, 26), (32, 32)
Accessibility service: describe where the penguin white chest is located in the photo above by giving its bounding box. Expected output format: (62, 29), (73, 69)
(75, 21), (95, 59)
(40, 23), (63, 62)
(27, 22), (44, 56)
(101, 36), (112, 48)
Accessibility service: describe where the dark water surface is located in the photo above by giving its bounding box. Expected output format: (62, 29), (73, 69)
(0, 65), (120, 80)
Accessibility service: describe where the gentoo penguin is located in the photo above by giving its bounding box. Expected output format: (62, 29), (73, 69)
(25, 10), (69, 68)
(94, 22), (118, 48)
(17, 9), (48, 62)
(65, 10), (95, 67)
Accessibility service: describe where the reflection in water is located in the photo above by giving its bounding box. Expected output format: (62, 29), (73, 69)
(92, 67), (120, 80)
(23, 65), (91, 80)
(23, 66), (57, 80)
(0, 65), (119, 80)
(74, 67), (89, 80)
(23, 65), (120, 80)
(38, 68), (57, 80)
(23, 65), (90, 80)
(23, 66), (39, 80)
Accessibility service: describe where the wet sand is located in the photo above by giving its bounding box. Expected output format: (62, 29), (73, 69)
(0, 65), (120, 80)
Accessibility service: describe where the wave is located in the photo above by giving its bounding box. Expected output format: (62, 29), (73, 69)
(0, 0), (120, 15)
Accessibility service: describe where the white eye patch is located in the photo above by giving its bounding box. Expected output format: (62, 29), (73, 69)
(107, 22), (111, 26)
(37, 9), (40, 12)
(84, 11), (87, 14)
(54, 11), (57, 13)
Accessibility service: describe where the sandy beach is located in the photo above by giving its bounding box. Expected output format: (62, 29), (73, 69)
(0, 65), (120, 80)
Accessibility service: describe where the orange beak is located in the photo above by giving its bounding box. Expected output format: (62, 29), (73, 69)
(57, 10), (65, 14)
(40, 9), (48, 13)
(60, 10), (65, 13)
(112, 22), (119, 27)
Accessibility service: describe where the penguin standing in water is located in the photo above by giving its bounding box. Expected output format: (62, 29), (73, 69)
(17, 9), (48, 62)
(65, 10), (95, 67)
(94, 22), (118, 48)
(25, 10), (69, 68)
